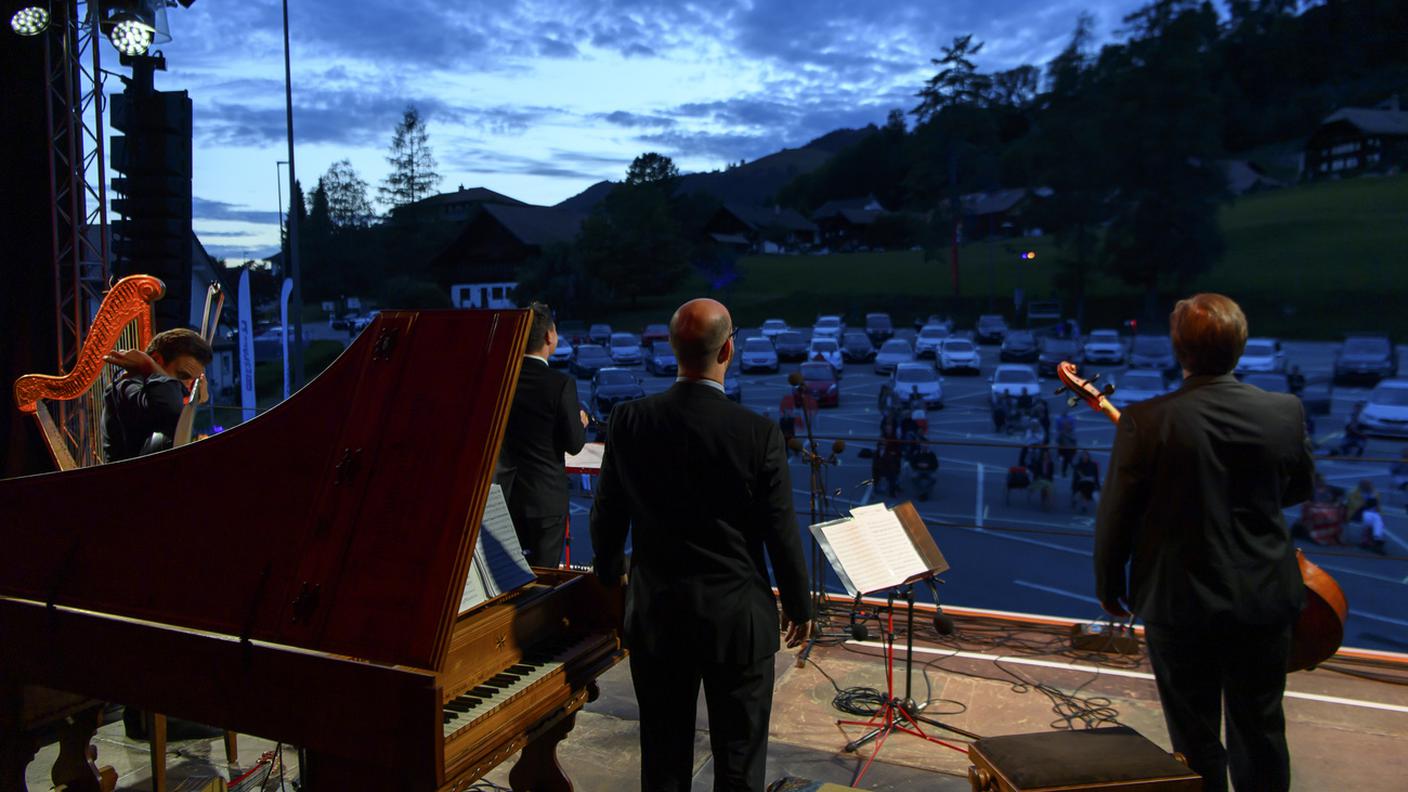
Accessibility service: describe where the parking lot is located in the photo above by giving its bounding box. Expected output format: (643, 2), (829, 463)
(558, 322), (1408, 654)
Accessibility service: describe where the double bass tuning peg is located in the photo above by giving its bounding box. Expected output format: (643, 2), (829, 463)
(1053, 386), (1068, 396)
(1102, 383), (1116, 396)
(1066, 396), (1080, 408)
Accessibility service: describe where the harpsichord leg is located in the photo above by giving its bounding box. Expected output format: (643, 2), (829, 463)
(50, 705), (105, 792)
(507, 708), (580, 792)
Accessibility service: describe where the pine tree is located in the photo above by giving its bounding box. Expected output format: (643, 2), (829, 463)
(379, 106), (441, 210)
(323, 159), (374, 228)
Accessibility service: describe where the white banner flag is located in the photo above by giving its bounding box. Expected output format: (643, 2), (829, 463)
(238, 266), (256, 424)
(280, 277), (293, 400)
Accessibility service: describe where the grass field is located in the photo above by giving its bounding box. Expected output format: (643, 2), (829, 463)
(710, 172), (1408, 337)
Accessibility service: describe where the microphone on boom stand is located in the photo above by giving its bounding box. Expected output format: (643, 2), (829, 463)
(924, 577), (955, 635)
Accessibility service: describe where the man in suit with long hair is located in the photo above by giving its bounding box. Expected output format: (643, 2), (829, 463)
(496, 302), (588, 567)
(1096, 293), (1314, 792)
(591, 298), (813, 791)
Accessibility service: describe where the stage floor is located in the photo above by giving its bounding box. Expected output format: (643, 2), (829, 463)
(24, 609), (1408, 790)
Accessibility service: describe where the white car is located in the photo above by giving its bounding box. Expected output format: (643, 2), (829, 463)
(608, 332), (642, 365)
(808, 338), (843, 373)
(1358, 378), (1408, 437)
(938, 337), (981, 373)
(990, 364), (1040, 404)
(739, 336), (779, 373)
(890, 362), (944, 408)
(914, 324), (950, 358)
(549, 335), (573, 366)
(760, 319), (790, 340)
(1109, 370), (1171, 409)
(1083, 329), (1126, 364)
(812, 315), (845, 340)
(1235, 337), (1286, 374)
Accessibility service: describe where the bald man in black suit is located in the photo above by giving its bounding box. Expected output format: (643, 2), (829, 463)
(591, 298), (813, 792)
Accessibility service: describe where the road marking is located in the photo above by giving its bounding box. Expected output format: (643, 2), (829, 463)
(1351, 609), (1408, 628)
(1309, 560), (1408, 586)
(842, 642), (1408, 715)
(1013, 579), (1102, 605)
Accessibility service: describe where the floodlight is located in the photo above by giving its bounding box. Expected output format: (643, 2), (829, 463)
(109, 13), (155, 56)
(10, 6), (50, 36)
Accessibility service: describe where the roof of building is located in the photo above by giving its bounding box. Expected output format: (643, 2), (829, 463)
(475, 203), (584, 247)
(719, 203), (818, 233)
(404, 186), (529, 211)
(1320, 107), (1408, 137)
(960, 188), (1030, 216)
(1220, 159), (1284, 195)
(811, 194), (889, 220)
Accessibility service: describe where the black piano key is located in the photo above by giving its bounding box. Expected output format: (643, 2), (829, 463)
(468, 686), (497, 697)
(443, 712), (457, 723)
(444, 701), (473, 712)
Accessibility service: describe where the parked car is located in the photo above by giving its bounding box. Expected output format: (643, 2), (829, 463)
(812, 315), (845, 340)
(808, 337), (843, 373)
(989, 364), (1040, 404)
(999, 330), (1039, 363)
(841, 331), (875, 363)
(914, 324), (951, 358)
(724, 360), (743, 403)
(1235, 337), (1286, 374)
(975, 314), (1009, 344)
(1129, 335), (1177, 374)
(938, 337), (981, 374)
(1243, 372), (1332, 416)
(798, 361), (840, 407)
(913, 314), (954, 333)
(1109, 369), (1171, 409)
(864, 312), (894, 344)
(641, 323), (670, 346)
(644, 342), (677, 376)
(1357, 378), (1408, 437)
(760, 318), (790, 340)
(609, 332), (643, 365)
(569, 344), (612, 378)
(774, 330), (809, 361)
(1334, 334), (1397, 384)
(739, 336), (779, 373)
(874, 338), (915, 375)
(1082, 329), (1125, 364)
(549, 335), (573, 367)
(887, 362), (944, 409)
(591, 368), (645, 422)
(557, 320), (588, 344)
(1036, 336), (1082, 379)
(588, 323), (613, 345)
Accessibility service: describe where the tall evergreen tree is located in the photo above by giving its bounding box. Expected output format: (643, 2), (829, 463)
(379, 106), (441, 210)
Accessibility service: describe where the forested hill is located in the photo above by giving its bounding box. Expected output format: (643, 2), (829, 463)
(554, 127), (872, 213)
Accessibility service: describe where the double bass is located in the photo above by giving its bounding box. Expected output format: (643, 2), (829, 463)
(1055, 361), (1347, 671)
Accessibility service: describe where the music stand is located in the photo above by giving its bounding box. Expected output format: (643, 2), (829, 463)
(563, 442), (605, 568)
(810, 501), (977, 785)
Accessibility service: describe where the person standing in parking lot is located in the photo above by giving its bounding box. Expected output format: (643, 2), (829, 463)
(494, 302), (589, 567)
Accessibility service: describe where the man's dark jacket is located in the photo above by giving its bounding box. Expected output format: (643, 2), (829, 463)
(496, 357), (586, 519)
(1095, 374), (1315, 626)
(591, 381), (813, 663)
(102, 373), (185, 462)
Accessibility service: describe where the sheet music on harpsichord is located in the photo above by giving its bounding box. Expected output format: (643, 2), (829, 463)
(458, 485), (537, 613)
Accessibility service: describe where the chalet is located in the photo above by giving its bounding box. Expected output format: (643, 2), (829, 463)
(391, 185), (528, 223)
(1219, 160), (1284, 195)
(430, 203), (585, 303)
(1305, 97), (1408, 178)
(706, 203), (818, 253)
(958, 188), (1047, 239)
(810, 195), (890, 248)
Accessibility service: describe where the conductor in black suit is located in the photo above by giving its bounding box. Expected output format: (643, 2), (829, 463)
(496, 302), (588, 567)
(1095, 293), (1314, 792)
(591, 298), (813, 792)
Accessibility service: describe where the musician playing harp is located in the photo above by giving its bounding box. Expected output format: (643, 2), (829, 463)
(102, 328), (212, 462)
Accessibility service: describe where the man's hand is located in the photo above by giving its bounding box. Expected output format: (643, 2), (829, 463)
(104, 349), (158, 376)
(580, 409), (590, 428)
(783, 617), (813, 649)
(1101, 597), (1132, 619)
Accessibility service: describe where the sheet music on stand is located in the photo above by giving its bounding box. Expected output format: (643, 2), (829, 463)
(810, 501), (949, 596)
(458, 484), (537, 613)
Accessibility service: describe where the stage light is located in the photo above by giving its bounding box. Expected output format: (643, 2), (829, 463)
(109, 14), (155, 56)
(10, 6), (50, 36)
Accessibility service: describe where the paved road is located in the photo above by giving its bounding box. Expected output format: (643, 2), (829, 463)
(559, 329), (1408, 654)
